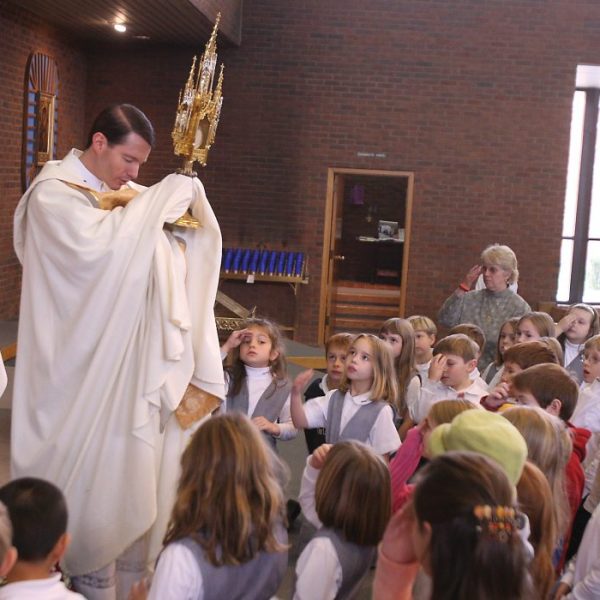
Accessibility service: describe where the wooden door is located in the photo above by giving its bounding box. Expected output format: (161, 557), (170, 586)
(318, 168), (414, 344)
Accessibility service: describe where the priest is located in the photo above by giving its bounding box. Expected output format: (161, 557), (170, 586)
(12, 104), (224, 599)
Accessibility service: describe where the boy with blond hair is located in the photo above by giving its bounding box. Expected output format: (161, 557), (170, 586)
(303, 333), (354, 452)
(407, 315), (437, 380)
(413, 333), (487, 423)
(0, 478), (84, 599)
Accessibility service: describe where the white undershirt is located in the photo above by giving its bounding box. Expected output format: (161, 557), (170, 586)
(565, 339), (584, 368)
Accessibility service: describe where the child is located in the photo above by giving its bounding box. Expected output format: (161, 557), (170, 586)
(481, 340), (559, 412)
(515, 461), (556, 600)
(389, 399), (477, 513)
(407, 315), (437, 381)
(566, 334), (600, 559)
(295, 441), (390, 599)
(0, 478), (84, 599)
(220, 317), (297, 448)
(448, 323), (486, 380)
(132, 413), (288, 600)
(511, 364), (591, 569)
(303, 333), (353, 454)
(373, 452), (533, 600)
(481, 317), (519, 387)
(515, 311), (555, 343)
(379, 318), (421, 434)
(556, 303), (600, 384)
(291, 334), (401, 456)
(502, 406), (571, 549)
(414, 334), (488, 423)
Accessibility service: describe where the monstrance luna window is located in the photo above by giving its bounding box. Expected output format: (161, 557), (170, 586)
(22, 52), (58, 191)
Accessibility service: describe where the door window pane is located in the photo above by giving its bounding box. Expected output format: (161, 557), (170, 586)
(563, 92), (586, 237)
(557, 239), (574, 302)
(583, 240), (600, 303)
(590, 96), (600, 238)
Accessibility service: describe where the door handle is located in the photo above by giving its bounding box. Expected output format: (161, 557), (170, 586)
(333, 255), (346, 261)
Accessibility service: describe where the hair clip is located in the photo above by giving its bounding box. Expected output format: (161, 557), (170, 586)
(473, 505), (517, 543)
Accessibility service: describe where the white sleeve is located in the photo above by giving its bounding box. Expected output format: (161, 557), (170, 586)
(148, 542), (203, 600)
(0, 353), (6, 399)
(368, 404), (401, 455)
(405, 375), (421, 418)
(411, 379), (445, 423)
(294, 538), (342, 600)
(303, 392), (332, 429)
(276, 394), (298, 440)
(561, 555), (577, 589)
(566, 566), (600, 599)
(298, 458), (322, 529)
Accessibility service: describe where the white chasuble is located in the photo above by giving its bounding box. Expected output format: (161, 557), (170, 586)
(12, 151), (224, 576)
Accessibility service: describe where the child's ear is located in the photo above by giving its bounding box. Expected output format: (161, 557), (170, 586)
(466, 359), (477, 373)
(269, 349), (280, 364)
(546, 399), (562, 417)
(0, 546), (17, 577)
(49, 533), (70, 563)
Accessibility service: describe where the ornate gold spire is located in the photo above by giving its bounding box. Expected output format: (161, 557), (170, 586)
(172, 13), (224, 175)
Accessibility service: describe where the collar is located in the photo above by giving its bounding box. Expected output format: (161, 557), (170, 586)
(346, 390), (372, 405)
(244, 365), (271, 378)
(65, 149), (107, 192)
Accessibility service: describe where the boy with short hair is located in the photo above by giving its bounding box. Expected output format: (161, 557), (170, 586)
(449, 323), (487, 384)
(407, 315), (437, 380)
(0, 477), (84, 599)
(303, 332), (354, 453)
(481, 340), (559, 411)
(511, 363), (590, 570)
(413, 333), (488, 423)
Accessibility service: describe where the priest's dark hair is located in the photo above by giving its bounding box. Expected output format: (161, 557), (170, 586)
(0, 477), (67, 562)
(85, 103), (155, 148)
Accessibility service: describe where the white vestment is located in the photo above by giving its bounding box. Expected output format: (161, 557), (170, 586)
(12, 150), (225, 576)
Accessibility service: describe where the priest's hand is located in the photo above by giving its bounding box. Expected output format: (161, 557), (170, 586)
(128, 578), (149, 600)
(309, 443), (333, 469)
(252, 416), (280, 436)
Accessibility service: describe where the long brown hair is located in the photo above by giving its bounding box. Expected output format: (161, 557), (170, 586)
(316, 441), (390, 546)
(516, 461), (556, 599)
(338, 334), (399, 408)
(163, 413), (288, 565)
(412, 452), (533, 600)
(503, 406), (570, 540)
(227, 317), (288, 397)
(379, 318), (418, 414)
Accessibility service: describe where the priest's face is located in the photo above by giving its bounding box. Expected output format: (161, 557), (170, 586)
(95, 132), (151, 190)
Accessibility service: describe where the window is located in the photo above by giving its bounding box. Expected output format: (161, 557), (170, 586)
(558, 66), (600, 303)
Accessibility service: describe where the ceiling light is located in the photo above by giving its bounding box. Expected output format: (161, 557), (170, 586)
(114, 23), (127, 33)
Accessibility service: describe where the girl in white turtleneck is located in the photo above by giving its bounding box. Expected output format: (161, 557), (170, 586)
(556, 303), (600, 386)
(220, 317), (296, 448)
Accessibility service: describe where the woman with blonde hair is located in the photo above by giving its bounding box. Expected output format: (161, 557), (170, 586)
(439, 244), (531, 368)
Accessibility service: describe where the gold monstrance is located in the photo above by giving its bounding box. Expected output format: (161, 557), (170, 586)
(171, 13), (224, 228)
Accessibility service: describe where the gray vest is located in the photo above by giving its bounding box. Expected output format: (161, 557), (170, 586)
(227, 378), (291, 448)
(294, 527), (376, 600)
(566, 352), (584, 385)
(325, 390), (387, 444)
(180, 522), (288, 600)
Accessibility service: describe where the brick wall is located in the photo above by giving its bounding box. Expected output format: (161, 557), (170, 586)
(4, 1), (600, 345)
(0, 2), (87, 318)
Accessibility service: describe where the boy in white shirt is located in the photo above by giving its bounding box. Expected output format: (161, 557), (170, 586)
(413, 333), (487, 423)
(408, 315), (436, 380)
(0, 478), (84, 599)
